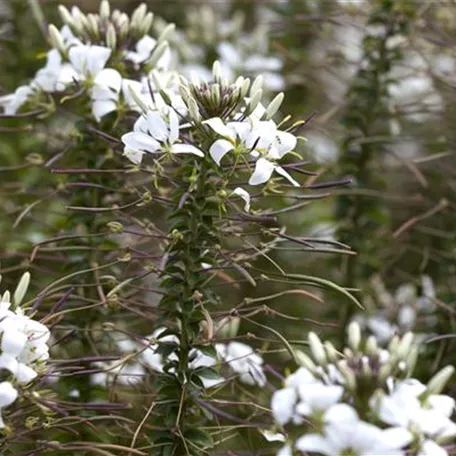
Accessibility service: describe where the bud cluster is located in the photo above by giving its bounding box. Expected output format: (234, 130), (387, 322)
(57, 1), (153, 51)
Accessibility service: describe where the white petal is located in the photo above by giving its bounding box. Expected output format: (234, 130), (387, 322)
(275, 131), (297, 157)
(249, 158), (275, 185)
(260, 430), (286, 443)
(275, 166), (300, 186)
(68, 46), (87, 74)
(0, 382), (17, 407)
(277, 444), (292, 456)
(94, 68), (122, 92)
(170, 144), (204, 156)
(296, 433), (334, 455)
(146, 111), (169, 142)
(324, 403), (359, 425)
(209, 139), (234, 165)
(0, 354), (18, 373)
(123, 148), (144, 165)
(418, 440), (448, 456)
(122, 131), (160, 154)
(15, 363), (37, 384)
(92, 100), (117, 121)
(86, 46), (111, 76)
(382, 427), (413, 449)
(428, 395), (455, 418)
(271, 387), (297, 425)
(218, 42), (241, 66)
(1, 329), (27, 356)
(204, 117), (235, 139)
(168, 109), (180, 144)
(232, 187), (251, 212)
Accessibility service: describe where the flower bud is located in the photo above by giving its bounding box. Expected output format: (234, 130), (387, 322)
(141, 12), (154, 35)
(145, 41), (168, 70)
(347, 321), (361, 352)
(338, 362), (356, 391)
(107, 221), (124, 233)
(106, 23), (117, 49)
(296, 350), (317, 373)
(188, 97), (202, 123)
(265, 92), (284, 120)
(250, 75), (264, 96)
(396, 332), (414, 359)
(212, 61), (223, 82)
(48, 24), (66, 54)
(426, 366), (454, 396)
(87, 14), (100, 39)
(365, 336), (378, 356)
(324, 341), (340, 363)
(240, 78), (251, 99)
(99, 0), (110, 20)
(308, 332), (327, 366)
(58, 5), (74, 26)
(14, 272), (30, 306)
(158, 23), (175, 45)
(245, 89), (262, 116)
(131, 3), (147, 29)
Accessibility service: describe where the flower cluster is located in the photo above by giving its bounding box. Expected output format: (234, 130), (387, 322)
(354, 275), (437, 344)
(121, 62), (302, 210)
(0, 273), (50, 429)
(0, 1), (171, 119)
(176, 5), (284, 92)
(91, 329), (266, 389)
(270, 323), (456, 456)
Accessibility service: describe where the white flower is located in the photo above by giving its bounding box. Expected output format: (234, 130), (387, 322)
(0, 382), (18, 429)
(375, 379), (456, 455)
(90, 68), (122, 121)
(296, 383), (344, 417)
(68, 45), (111, 79)
(277, 444), (292, 456)
(296, 403), (412, 456)
(272, 386), (298, 425)
(204, 117), (298, 186)
(216, 341), (266, 387)
(91, 361), (145, 387)
(125, 35), (171, 70)
(33, 49), (78, 93)
(0, 295), (50, 385)
(121, 108), (204, 164)
(0, 85), (34, 115)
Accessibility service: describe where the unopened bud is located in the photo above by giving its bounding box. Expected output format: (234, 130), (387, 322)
(106, 23), (117, 49)
(245, 89), (263, 116)
(87, 14), (100, 39)
(145, 41), (168, 70)
(99, 0), (110, 20)
(308, 332), (327, 366)
(426, 366), (454, 396)
(158, 23), (175, 45)
(365, 336), (378, 355)
(188, 97), (202, 123)
(296, 350), (317, 373)
(265, 92), (284, 120)
(396, 332), (414, 359)
(338, 361), (356, 391)
(324, 341), (339, 363)
(48, 24), (66, 54)
(141, 12), (154, 35)
(250, 75), (264, 96)
(347, 321), (361, 352)
(58, 5), (74, 26)
(131, 3), (147, 29)
(212, 61), (222, 81)
(14, 272), (30, 306)
(240, 78), (251, 99)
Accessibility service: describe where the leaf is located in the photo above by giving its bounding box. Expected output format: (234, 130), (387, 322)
(286, 273), (363, 309)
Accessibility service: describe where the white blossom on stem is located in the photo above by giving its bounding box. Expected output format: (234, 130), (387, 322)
(121, 107), (204, 164)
